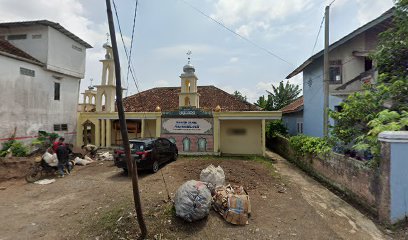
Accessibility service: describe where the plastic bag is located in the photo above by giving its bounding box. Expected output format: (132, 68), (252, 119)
(200, 165), (225, 187)
(43, 152), (58, 166)
(174, 180), (212, 222)
(73, 157), (91, 166)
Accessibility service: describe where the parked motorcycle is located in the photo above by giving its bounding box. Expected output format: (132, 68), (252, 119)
(25, 154), (79, 183)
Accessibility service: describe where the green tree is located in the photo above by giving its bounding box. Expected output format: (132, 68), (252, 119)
(330, 0), (408, 161)
(233, 90), (247, 102)
(257, 81), (301, 110)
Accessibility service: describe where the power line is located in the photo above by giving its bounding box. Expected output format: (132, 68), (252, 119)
(126, 0), (139, 97)
(112, 0), (153, 137)
(112, 0), (141, 94)
(311, 15), (325, 55)
(179, 0), (294, 66)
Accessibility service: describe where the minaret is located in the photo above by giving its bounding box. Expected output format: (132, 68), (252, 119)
(79, 79), (97, 112)
(95, 41), (117, 112)
(179, 51), (200, 108)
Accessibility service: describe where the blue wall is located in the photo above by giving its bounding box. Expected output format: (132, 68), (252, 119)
(303, 59), (345, 137)
(282, 111), (303, 136)
(390, 142), (408, 222)
(303, 59), (324, 137)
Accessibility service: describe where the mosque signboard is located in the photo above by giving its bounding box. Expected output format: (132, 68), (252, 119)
(162, 118), (213, 134)
(162, 107), (212, 118)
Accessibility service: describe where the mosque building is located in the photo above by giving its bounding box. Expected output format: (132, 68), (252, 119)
(76, 43), (281, 156)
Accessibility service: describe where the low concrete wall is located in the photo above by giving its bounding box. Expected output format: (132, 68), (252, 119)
(268, 135), (379, 212)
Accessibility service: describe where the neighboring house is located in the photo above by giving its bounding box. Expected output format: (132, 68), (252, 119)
(0, 20), (92, 145)
(286, 8), (393, 137)
(281, 96), (304, 136)
(77, 44), (281, 156)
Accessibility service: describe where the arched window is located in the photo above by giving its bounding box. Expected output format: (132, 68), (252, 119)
(184, 97), (190, 106)
(182, 137), (191, 152)
(197, 138), (207, 152)
(101, 93), (106, 111)
(168, 137), (176, 144)
(185, 80), (190, 93)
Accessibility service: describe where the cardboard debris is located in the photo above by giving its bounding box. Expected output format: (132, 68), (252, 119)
(212, 184), (251, 225)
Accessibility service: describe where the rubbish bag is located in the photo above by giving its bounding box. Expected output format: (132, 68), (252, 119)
(43, 152), (58, 167)
(200, 164), (225, 187)
(73, 157), (91, 166)
(174, 180), (212, 222)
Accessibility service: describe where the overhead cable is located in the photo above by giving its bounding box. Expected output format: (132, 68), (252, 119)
(179, 0), (294, 66)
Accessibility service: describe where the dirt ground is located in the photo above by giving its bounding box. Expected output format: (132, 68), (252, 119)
(0, 154), (406, 239)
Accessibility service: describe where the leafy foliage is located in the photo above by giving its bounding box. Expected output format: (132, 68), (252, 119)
(354, 110), (408, 157)
(32, 131), (59, 151)
(330, 1), (408, 162)
(266, 120), (288, 138)
(289, 135), (332, 158)
(256, 81), (301, 110)
(233, 90), (247, 102)
(0, 139), (29, 157)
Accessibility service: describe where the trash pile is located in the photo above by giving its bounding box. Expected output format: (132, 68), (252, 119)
(96, 151), (113, 161)
(174, 164), (251, 225)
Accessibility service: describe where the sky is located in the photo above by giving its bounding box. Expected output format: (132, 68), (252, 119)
(0, 0), (394, 103)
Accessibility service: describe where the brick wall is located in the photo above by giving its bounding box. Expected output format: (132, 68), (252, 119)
(268, 135), (380, 212)
(161, 134), (214, 153)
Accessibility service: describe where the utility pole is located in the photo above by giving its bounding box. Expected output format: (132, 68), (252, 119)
(105, 0), (147, 238)
(323, 5), (330, 137)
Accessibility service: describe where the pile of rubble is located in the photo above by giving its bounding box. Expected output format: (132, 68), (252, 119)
(174, 164), (251, 225)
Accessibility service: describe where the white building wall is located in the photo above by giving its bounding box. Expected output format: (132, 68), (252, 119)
(0, 26), (49, 64)
(47, 27), (86, 78)
(0, 56), (80, 145)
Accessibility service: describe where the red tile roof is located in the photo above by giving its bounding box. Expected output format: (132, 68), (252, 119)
(123, 86), (259, 112)
(280, 96), (303, 114)
(0, 40), (42, 64)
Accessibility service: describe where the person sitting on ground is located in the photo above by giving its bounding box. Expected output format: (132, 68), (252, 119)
(81, 144), (98, 158)
(56, 141), (72, 178)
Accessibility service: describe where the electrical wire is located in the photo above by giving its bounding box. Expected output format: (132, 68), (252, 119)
(112, 0), (154, 138)
(112, 0), (141, 94)
(179, 0), (294, 66)
(311, 15), (325, 55)
(125, 0), (139, 97)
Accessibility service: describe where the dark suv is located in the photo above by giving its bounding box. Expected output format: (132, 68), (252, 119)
(113, 138), (178, 173)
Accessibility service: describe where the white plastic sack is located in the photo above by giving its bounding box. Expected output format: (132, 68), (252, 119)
(34, 179), (56, 185)
(84, 155), (94, 162)
(174, 180), (212, 222)
(97, 152), (113, 161)
(200, 165), (225, 187)
(43, 152), (58, 167)
(73, 157), (91, 166)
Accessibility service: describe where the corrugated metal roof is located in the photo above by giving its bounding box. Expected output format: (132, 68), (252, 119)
(286, 8), (394, 79)
(0, 20), (92, 48)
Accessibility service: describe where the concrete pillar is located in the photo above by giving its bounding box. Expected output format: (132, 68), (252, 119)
(213, 117), (220, 153)
(262, 119), (266, 157)
(101, 119), (106, 147)
(106, 119), (112, 147)
(141, 119), (145, 138)
(76, 120), (83, 148)
(155, 117), (161, 138)
(95, 120), (101, 147)
(378, 131), (408, 224)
